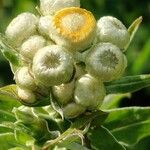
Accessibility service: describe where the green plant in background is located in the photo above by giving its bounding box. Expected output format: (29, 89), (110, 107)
(0, 0), (150, 150)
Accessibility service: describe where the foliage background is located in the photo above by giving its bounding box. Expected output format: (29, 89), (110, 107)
(0, 0), (150, 106)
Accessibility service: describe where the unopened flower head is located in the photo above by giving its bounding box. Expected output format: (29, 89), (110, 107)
(20, 35), (46, 62)
(52, 80), (74, 105)
(86, 43), (127, 82)
(97, 16), (130, 49)
(50, 7), (96, 51)
(40, 0), (80, 16)
(63, 102), (86, 119)
(74, 74), (106, 110)
(17, 87), (36, 104)
(32, 45), (74, 86)
(38, 16), (53, 38)
(15, 66), (36, 90)
(5, 13), (38, 48)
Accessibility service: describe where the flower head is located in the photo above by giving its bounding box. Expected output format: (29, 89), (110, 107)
(50, 7), (96, 51)
(32, 45), (74, 86)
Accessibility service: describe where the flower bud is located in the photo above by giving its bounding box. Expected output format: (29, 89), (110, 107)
(97, 16), (130, 49)
(74, 62), (86, 79)
(86, 43), (127, 82)
(50, 7), (96, 52)
(52, 80), (74, 105)
(32, 45), (74, 86)
(38, 16), (53, 38)
(63, 103), (86, 119)
(17, 87), (36, 104)
(15, 67), (36, 90)
(74, 74), (106, 110)
(40, 0), (80, 16)
(5, 13), (38, 48)
(20, 35), (46, 62)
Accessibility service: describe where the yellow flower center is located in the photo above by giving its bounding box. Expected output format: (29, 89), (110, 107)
(53, 7), (96, 43)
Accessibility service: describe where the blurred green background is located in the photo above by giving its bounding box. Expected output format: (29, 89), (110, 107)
(0, 0), (150, 106)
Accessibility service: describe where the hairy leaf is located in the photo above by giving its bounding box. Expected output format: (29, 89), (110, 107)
(105, 74), (150, 94)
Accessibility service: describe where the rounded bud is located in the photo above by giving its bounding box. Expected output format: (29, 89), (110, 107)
(97, 16), (130, 49)
(86, 43), (127, 82)
(17, 87), (36, 104)
(52, 80), (74, 105)
(63, 103), (86, 119)
(74, 74), (106, 110)
(40, 0), (80, 16)
(38, 16), (53, 38)
(32, 45), (74, 86)
(50, 7), (96, 52)
(15, 67), (36, 90)
(20, 35), (46, 61)
(5, 13), (38, 48)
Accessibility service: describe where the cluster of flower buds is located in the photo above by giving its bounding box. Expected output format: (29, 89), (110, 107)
(5, 0), (130, 119)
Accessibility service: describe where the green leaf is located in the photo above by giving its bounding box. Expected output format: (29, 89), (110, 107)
(0, 133), (23, 149)
(71, 110), (108, 129)
(88, 126), (126, 150)
(0, 33), (21, 73)
(131, 39), (150, 74)
(65, 142), (90, 150)
(127, 136), (150, 150)
(14, 130), (35, 146)
(105, 74), (150, 94)
(125, 16), (143, 50)
(101, 93), (131, 109)
(103, 107), (150, 146)
(0, 85), (21, 111)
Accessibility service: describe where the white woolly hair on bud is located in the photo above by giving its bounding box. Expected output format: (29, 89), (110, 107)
(17, 87), (36, 104)
(15, 66), (36, 90)
(49, 7), (96, 52)
(32, 45), (74, 86)
(86, 43), (127, 82)
(52, 80), (74, 105)
(74, 74), (106, 110)
(38, 16), (53, 37)
(40, 0), (80, 16)
(20, 35), (46, 61)
(5, 13), (38, 48)
(97, 16), (130, 49)
(63, 102), (86, 119)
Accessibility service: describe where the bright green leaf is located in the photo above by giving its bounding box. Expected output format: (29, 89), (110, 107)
(101, 93), (131, 109)
(0, 133), (23, 149)
(131, 39), (150, 74)
(105, 74), (150, 94)
(88, 126), (126, 150)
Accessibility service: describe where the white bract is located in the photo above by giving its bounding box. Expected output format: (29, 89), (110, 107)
(17, 87), (36, 104)
(40, 0), (80, 15)
(49, 7), (96, 52)
(15, 67), (36, 90)
(74, 74), (106, 110)
(52, 80), (74, 105)
(32, 45), (74, 86)
(86, 43), (127, 82)
(97, 16), (130, 49)
(5, 13), (38, 48)
(63, 102), (86, 119)
(20, 35), (46, 61)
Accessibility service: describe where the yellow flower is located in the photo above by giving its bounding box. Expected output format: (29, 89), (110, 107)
(50, 7), (96, 52)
